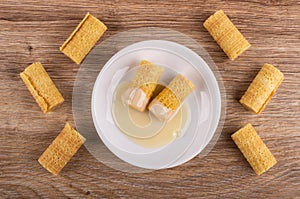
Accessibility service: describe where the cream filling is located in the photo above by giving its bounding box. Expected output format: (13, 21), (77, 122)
(122, 87), (148, 111)
(149, 99), (174, 121)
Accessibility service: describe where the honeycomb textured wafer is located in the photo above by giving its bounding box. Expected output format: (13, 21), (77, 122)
(148, 74), (194, 121)
(240, 63), (284, 114)
(60, 13), (107, 64)
(20, 62), (64, 113)
(38, 122), (86, 175)
(231, 124), (277, 175)
(203, 10), (251, 60)
(152, 74), (194, 111)
(131, 60), (163, 99)
(125, 60), (163, 112)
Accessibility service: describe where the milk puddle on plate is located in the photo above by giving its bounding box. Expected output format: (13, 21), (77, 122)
(112, 82), (191, 148)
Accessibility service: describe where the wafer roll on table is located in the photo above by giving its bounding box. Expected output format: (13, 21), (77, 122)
(203, 10), (251, 60)
(20, 62), (64, 113)
(148, 74), (194, 121)
(231, 124), (277, 175)
(240, 63), (284, 114)
(38, 122), (86, 175)
(122, 60), (163, 112)
(60, 12), (107, 64)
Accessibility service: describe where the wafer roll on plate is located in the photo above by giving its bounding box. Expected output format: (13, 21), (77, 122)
(240, 63), (284, 114)
(122, 60), (163, 112)
(148, 74), (194, 121)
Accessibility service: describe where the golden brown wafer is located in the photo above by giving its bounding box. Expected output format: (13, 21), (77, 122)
(38, 122), (85, 175)
(231, 124), (277, 175)
(203, 10), (251, 60)
(240, 63), (284, 114)
(60, 13), (107, 64)
(124, 60), (163, 112)
(154, 74), (194, 110)
(20, 62), (64, 113)
(131, 60), (164, 99)
(148, 74), (194, 121)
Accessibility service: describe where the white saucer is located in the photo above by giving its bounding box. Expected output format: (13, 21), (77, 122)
(91, 40), (221, 169)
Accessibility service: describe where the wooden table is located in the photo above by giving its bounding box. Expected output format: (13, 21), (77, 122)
(1, 0), (299, 198)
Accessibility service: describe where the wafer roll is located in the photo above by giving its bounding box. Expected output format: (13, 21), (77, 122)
(231, 124), (277, 175)
(20, 62), (64, 113)
(38, 122), (86, 175)
(148, 74), (194, 121)
(122, 60), (163, 112)
(203, 10), (251, 60)
(60, 12), (107, 64)
(240, 63), (284, 114)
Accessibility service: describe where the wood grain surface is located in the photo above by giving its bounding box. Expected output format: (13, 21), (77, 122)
(1, 0), (300, 198)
